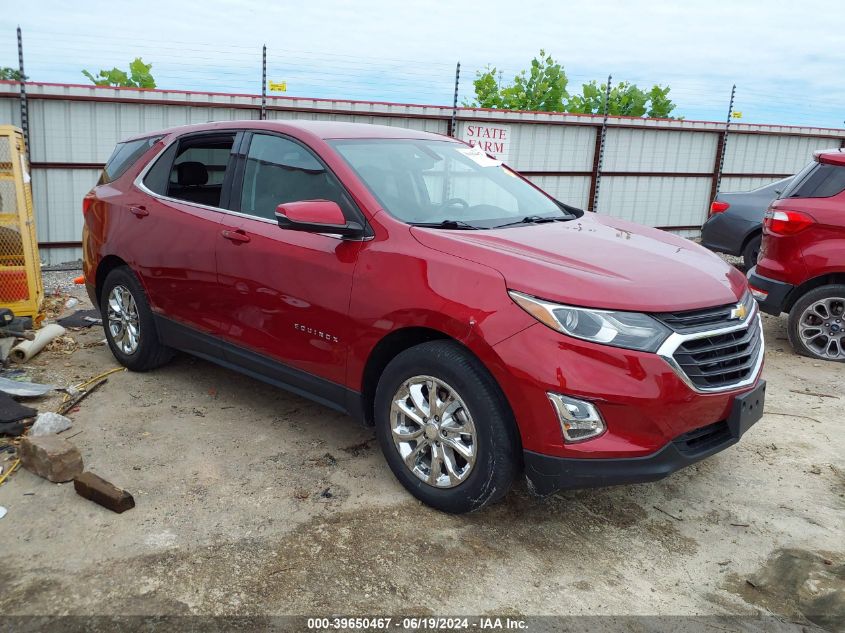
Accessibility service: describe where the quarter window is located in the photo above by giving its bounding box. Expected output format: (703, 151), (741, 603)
(782, 161), (845, 199)
(99, 136), (161, 184)
(239, 134), (351, 221)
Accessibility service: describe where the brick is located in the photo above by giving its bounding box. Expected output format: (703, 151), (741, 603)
(19, 434), (83, 483)
(73, 472), (135, 513)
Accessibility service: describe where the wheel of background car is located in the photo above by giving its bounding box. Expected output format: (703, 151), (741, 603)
(743, 234), (762, 270)
(440, 197), (469, 208)
(100, 267), (175, 372)
(374, 340), (518, 513)
(787, 284), (845, 362)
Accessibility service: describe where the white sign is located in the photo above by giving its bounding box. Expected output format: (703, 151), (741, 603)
(461, 124), (511, 162)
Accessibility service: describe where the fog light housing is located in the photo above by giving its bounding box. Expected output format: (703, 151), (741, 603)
(749, 286), (768, 301)
(547, 393), (606, 443)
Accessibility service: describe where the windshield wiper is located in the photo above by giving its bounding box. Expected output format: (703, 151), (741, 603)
(409, 219), (485, 230)
(492, 215), (573, 229)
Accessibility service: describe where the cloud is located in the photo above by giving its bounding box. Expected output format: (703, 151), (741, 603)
(3, 0), (843, 127)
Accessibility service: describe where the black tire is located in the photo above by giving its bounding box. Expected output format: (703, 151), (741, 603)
(787, 284), (845, 362)
(742, 233), (762, 270)
(374, 340), (518, 513)
(100, 266), (174, 371)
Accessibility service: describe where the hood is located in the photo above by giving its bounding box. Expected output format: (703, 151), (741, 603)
(411, 214), (747, 312)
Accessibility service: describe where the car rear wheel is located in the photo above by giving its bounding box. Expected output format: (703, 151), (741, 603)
(787, 284), (845, 362)
(100, 266), (174, 371)
(374, 340), (518, 513)
(742, 234), (762, 270)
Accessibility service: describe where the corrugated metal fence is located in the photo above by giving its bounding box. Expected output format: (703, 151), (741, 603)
(1, 81), (844, 265)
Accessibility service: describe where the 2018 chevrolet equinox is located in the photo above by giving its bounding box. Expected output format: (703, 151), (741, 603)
(82, 121), (766, 513)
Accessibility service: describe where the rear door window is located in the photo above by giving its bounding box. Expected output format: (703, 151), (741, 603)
(144, 133), (236, 208)
(98, 136), (161, 184)
(782, 161), (845, 199)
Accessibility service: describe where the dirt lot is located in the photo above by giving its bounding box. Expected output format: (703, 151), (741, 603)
(0, 276), (843, 630)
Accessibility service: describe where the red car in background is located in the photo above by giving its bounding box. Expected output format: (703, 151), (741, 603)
(748, 148), (845, 362)
(83, 121), (766, 513)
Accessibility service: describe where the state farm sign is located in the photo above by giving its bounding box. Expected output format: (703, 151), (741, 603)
(461, 124), (511, 162)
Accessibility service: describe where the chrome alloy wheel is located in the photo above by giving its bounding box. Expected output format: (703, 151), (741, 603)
(390, 375), (477, 488)
(798, 296), (845, 360)
(107, 285), (141, 355)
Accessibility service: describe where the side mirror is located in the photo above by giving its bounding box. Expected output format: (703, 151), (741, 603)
(275, 200), (364, 238)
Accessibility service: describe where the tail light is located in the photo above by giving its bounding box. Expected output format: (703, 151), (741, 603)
(763, 209), (815, 235)
(82, 194), (94, 218)
(710, 200), (730, 215)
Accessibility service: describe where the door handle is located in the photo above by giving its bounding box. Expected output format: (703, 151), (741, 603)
(128, 205), (149, 218)
(221, 229), (251, 244)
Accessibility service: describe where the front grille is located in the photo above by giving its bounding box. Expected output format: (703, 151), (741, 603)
(656, 292), (754, 333)
(672, 319), (762, 389)
(673, 421), (732, 456)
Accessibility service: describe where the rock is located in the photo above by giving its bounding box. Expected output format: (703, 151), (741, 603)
(19, 434), (83, 482)
(29, 412), (72, 437)
(73, 472), (135, 513)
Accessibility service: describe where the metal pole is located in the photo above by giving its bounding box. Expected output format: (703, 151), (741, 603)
(591, 74), (613, 212)
(261, 44), (267, 121)
(17, 26), (30, 154)
(450, 61), (460, 137)
(713, 84), (736, 197)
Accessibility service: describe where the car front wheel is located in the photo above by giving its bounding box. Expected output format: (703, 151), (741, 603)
(787, 284), (845, 362)
(374, 340), (518, 513)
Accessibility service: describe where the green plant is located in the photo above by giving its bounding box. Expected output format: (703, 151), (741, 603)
(82, 57), (156, 88)
(467, 52), (679, 119)
(0, 67), (26, 81)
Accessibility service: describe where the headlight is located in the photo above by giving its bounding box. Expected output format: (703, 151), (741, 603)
(509, 290), (671, 352)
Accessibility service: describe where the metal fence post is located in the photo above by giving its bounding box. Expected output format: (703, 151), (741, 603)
(589, 75), (612, 212)
(261, 44), (267, 121)
(711, 84), (736, 199)
(450, 61), (460, 137)
(17, 26), (30, 155)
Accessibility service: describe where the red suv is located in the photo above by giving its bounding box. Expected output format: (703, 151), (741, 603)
(83, 121), (765, 513)
(748, 149), (845, 362)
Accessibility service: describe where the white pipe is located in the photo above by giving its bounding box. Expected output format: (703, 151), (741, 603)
(10, 324), (66, 364)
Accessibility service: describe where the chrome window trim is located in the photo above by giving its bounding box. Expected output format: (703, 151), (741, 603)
(132, 137), (373, 242)
(656, 302), (764, 394)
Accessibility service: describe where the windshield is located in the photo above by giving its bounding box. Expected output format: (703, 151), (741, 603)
(330, 139), (570, 228)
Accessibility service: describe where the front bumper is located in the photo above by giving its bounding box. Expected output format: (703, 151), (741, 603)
(524, 380), (766, 496)
(747, 266), (793, 315)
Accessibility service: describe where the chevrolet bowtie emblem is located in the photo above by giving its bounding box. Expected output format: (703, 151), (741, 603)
(730, 303), (748, 320)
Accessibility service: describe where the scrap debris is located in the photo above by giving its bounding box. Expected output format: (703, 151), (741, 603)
(57, 309), (101, 329)
(0, 364), (125, 493)
(0, 392), (38, 423)
(29, 412), (72, 437)
(74, 471), (135, 513)
(10, 324), (67, 364)
(19, 434), (84, 483)
(0, 376), (56, 397)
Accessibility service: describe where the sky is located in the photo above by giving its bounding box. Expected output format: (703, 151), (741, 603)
(2, 0), (844, 128)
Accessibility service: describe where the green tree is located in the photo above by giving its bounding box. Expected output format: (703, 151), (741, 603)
(467, 52), (679, 119)
(0, 67), (26, 81)
(646, 85), (676, 118)
(468, 51), (568, 112)
(82, 57), (156, 88)
(567, 81), (648, 117)
(470, 65), (504, 109)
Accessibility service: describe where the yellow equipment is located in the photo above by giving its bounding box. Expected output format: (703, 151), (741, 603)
(0, 125), (43, 323)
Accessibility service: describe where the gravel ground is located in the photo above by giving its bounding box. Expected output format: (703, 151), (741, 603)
(0, 277), (842, 631)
